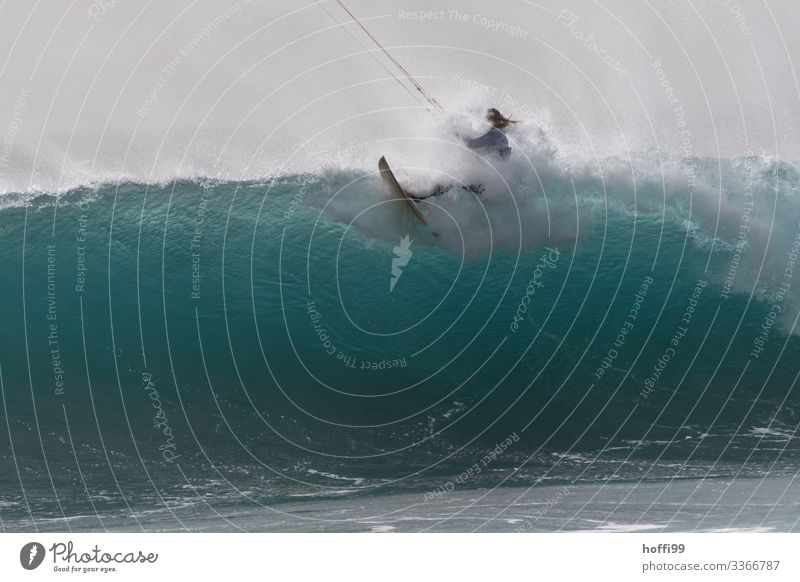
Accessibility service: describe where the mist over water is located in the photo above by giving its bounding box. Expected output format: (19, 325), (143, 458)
(1, 0), (799, 193)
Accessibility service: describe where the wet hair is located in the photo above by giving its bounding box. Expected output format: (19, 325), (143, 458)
(486, 108), (516, 129)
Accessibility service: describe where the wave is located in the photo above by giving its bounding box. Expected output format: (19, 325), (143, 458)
(1, 143), (799, 436)
(1, 136), (800, 534)
(7, 127), (800, 320)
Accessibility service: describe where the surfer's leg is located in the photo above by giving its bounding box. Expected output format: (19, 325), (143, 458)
(408, 184), (452, 201)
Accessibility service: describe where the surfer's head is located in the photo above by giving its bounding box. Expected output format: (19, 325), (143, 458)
(486, 108), (515, 129)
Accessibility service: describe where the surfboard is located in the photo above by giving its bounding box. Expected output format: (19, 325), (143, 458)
(378, 156), (427, 224)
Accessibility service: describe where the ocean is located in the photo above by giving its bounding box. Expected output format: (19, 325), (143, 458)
(2, 148), (800, 532)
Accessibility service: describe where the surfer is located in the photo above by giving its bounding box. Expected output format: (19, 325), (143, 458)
(405, 108), (516, 201)
(463, 108), (516, 160)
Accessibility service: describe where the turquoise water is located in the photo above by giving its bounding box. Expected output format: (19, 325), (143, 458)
(2, 158), (800, 531)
